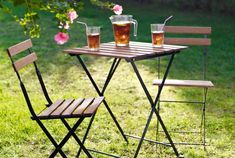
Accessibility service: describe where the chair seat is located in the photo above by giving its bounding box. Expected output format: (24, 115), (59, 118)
(34, 97), (104, 120)
(153, 79), (214, 88)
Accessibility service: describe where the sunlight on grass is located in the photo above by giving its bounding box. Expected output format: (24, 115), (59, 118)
(0, 1), (234, 157)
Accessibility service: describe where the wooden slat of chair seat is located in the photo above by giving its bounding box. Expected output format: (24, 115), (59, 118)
(83, 97), (104, 116)
(165, 26), (212, 34)
(38, 99), (64, 118)
(153, 79), (214, 88)
(7, 39), (33, 56)
(50, 99), (74, 116)
(14, 52), (38, 71)
(62, 98), (85, 116)
(72, 98), (94, 115)
(37, 97), (104, 119)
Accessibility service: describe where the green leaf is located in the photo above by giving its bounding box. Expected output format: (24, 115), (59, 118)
(2, 7), (12, 13)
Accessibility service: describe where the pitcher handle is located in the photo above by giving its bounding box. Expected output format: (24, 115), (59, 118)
(131, 18), (138, 37)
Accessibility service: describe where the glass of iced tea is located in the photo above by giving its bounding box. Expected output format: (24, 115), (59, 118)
(110, 15), (138, 46)
(151, 24), (164, 47)
(86, 26), (100, 51)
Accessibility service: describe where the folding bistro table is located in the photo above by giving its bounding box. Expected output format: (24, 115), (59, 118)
(64, 41), (187, 157)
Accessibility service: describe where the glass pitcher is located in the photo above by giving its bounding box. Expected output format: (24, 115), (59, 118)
(109, 15), (138, 46)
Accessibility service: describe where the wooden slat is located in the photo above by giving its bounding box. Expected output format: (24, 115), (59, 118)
(8, 39), (32, 56)
(165, 38), (211, 46)
(101, 43), (183, 53)
(97, 45), (152, 55)
(64, 49), (135, 59)
(38, 99), (64, 118)
(73, 98), (94, 115)
(165, 26), (211, 34)
(153, 79), (214, 88)
(82, 46), (149, 56)
(14, 52), (37, 71)
(50, 99), (74, 116)
(62, 98), (84, 116)
(83, 97), (104, 116)
(65, 42), (186, 58)
(103, 42), (188, 52)
(64, 42), (187, 60)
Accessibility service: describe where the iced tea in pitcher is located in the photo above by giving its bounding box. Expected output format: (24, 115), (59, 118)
(110, 15), (137, 46)
(112, 22), (131, 46)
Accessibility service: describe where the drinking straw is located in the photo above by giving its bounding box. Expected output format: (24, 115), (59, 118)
(76, 21), (88, 31)
(163, 15), (173, 26)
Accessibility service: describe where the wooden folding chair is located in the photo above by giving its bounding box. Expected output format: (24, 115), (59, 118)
(7, 39), (104, 157)
(153, 26), (214, 147)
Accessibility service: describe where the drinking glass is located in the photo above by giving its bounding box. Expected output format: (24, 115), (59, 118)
(151, 24), (164, 47)
(86, 26), (100, 51)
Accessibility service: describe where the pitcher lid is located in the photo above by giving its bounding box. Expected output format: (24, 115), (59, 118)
(109, 15), (133, 20)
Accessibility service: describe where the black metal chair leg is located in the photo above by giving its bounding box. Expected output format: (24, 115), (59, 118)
(156, 96), (161, 140)
(200, 88), (207, 150)
(49, 117), (92, 158)
(35, 118), (67, 158)
(60, 118), (93, 158)
(76, 112), (97, 157)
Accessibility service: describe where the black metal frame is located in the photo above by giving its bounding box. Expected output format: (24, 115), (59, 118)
(130, 54), (182, 158)
(155, 35), (210, 149)
(74, 53), (182, 157)
(8, 48), (94, 158)
(76, 55), (127, 157)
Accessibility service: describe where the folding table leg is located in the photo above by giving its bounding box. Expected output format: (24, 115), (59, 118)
(130, 54), (180, 158)
(76, 55), (128, 143)
(156, 99), (160, 144)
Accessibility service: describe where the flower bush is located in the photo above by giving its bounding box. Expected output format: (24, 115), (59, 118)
(54, 9), (78, 45)
(0, 0), (122, 45)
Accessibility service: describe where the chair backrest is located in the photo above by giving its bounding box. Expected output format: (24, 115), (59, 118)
(7, 39), (38, 72)
(164, 26), (211, 46)
(163, 26), (212, 80)
(7, 39), (52, 114)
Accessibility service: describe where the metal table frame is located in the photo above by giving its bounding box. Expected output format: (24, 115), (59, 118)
(76, 56), (126, 158)
(65, 42), (187, 158)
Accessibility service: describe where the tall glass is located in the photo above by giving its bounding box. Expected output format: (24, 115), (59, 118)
(110, 15), (138, 46)
(86, 26), (100, 51)
(151, 24), (164, 47)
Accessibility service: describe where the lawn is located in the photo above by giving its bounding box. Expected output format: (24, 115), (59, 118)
(0, 1), (234, 158)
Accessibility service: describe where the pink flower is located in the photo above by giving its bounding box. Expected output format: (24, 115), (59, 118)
(113, 4), (123, 15)
(54, 32), (69, 45)
(67, 10), (78, 23)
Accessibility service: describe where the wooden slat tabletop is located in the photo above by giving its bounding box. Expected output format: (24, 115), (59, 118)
(64, 41), (187, 61)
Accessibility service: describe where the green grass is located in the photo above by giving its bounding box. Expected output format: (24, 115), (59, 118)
(0, 1), (234, 157)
